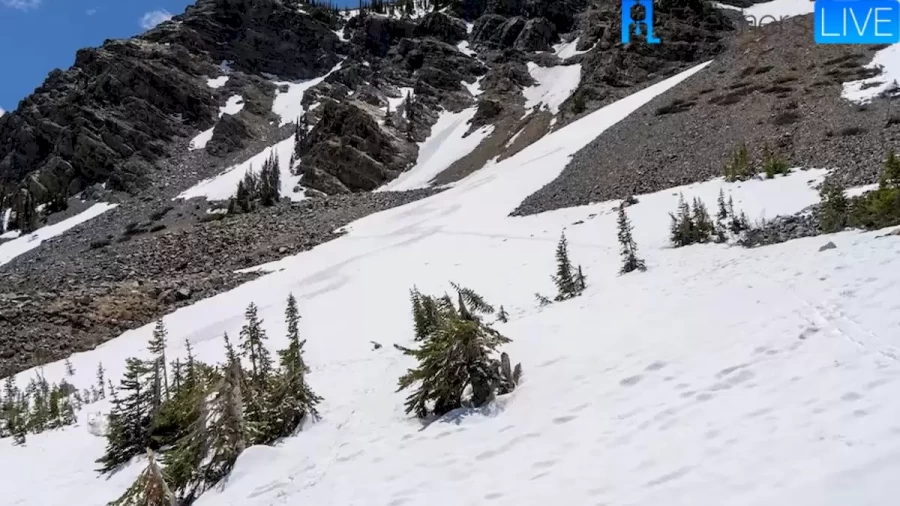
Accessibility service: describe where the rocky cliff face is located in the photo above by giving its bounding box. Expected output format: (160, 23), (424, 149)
(0, 0), (735, 208)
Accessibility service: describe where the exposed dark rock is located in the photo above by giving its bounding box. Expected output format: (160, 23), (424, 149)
(144, 0), (344, 80)
(471, 99), (505, 128)
(515, 17), (558, 51)
(206, 114), (256, 156)
(818, 241), (837, 251)
(349, 14), (417, 57)
(738, 208), (821, 248)
(295, 101), (411, 193)
(415, 12), (468, 44)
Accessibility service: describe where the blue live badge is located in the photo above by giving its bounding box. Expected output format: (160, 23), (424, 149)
(815, 0), (900, 44)
(622, 0), (661, 44)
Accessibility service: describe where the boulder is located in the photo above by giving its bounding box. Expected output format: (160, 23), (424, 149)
(206, 114), (255, 157)
(514, 17), (557, 51)
(415, 12), (468, 45)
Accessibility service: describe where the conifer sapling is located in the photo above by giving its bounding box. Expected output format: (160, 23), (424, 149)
(617, 204), (646, 274)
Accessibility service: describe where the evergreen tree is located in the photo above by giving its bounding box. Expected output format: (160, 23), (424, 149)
(763, 145), (790, 179)
(724, 143), (752, 182)
(97, 358), (154, 474)
(12, 392), (28, 445)
(148, 320), (169, 406)
(669, 194), (694, 247)
(397, 290), (516, 418)
(271, 294), (322, 438)
(725, 195), (749, 234)
(65, 358), (76, 377)
(617, 204), (646, 274)
(2, 376), (21, 438)
(691, 197), (714, 243)
(239, 303), (272, 388)
(96, 362), (106, 400)
(238, 303), (274, 444)
(535, 293), (552, 306)
(410, 288), (447, 341)
(26, 375), (50, 433)
(552, 232), (580, 300)
(405, 91), (415, 141)
(818, 179), (850, 233)
(108, 450), (176, 506)
(450, 282), (495, 318)
(496, 306), (509, 323)
(879, 150), (900, 190)
(203, 353), (247, 488)
(258, 153), (281, 207)
(715, 189), (729, 243)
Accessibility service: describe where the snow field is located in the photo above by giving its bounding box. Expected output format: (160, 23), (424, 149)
(522, 62), (582, 116)
(377, 106), (493, 192)
(271, 61), (344, 127)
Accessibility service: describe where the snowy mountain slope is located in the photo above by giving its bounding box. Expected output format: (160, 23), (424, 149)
(6, 55), (900, 506)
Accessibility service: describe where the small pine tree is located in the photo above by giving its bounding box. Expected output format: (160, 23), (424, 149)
(617, 204), (646, 274)
(238, 303), (275, 444)
(108, 449), (176, 506)
(763, 145), (790, 179)
(97, 358), (154, 474)
(239, 303), (272, 388)
(96, 362), (106, 400)
(724, 143), (752, 182)
(148, 320), (169, 406)
(397, 290), (515, 418)
(691, 197), (714, 243)
(535, 293), (552, 306)
(259, 152), (281, 207)
(65, 358), (76, 377)
(715, 189), (729, 243)
(669, 194), (694, 247)
(552, 232), (580, 300)
(879, 150), (900, 190)
(271, 294), (322, 439)
(497, 306), (509, 323)
(818, 179), (850, 233)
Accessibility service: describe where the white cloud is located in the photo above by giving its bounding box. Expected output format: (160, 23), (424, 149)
(139, 9), (172, 30)
(0, 108), (5, 116)
(1, 0), (42, 11)
(86, 8), (97, 15)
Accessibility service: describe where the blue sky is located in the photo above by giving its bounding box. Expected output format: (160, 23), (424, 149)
(0, 0), (195, 114)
